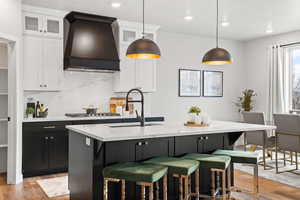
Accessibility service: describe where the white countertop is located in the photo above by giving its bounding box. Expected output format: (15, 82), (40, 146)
(66, 121), (276, 142)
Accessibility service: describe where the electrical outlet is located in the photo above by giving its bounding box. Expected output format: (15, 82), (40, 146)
(86, 137), (91, 146)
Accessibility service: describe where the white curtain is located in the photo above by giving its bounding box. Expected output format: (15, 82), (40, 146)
(267, 45), (290, 121)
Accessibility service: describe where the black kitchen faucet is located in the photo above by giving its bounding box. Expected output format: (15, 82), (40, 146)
(125, 88), (145, 127)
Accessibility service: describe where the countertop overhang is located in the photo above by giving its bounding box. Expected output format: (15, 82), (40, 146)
(66, 121), (276, 142)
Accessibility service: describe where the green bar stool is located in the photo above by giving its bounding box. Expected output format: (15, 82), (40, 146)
(213, 149), (259, 198)
(182, 153), (231, 200)
(144, 157), (200, 200)
(103, 162), (168, 200)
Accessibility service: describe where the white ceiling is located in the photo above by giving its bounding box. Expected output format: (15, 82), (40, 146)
(22, 0), (300, 41)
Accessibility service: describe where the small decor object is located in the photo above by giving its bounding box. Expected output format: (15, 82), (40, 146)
(203, 71), (223, 97)
(187, 106), (202, 124)
(235, 89), (257, 112)
(26, 107), (35, 119)
(179, 69), (201, 97)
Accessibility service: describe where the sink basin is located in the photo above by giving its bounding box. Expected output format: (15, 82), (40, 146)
(108, 124), (162, 128)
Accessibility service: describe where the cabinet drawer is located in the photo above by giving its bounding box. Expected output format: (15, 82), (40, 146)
(23, 121), (72, 133)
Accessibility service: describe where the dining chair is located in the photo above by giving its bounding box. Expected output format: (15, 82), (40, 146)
(241, 112), (276, 170)
(273, 113), (300, 174)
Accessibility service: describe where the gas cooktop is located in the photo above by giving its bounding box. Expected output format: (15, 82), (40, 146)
(65, 113), (121, 118)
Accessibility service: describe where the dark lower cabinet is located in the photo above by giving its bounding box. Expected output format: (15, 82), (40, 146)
(22, 122), (72, 177)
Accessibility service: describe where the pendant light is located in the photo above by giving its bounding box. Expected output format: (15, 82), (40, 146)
(202, 0), (232, 65)
(126, 0), (161, 59)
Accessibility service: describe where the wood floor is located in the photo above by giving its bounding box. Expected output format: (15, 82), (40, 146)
(0, 171), (300, 200)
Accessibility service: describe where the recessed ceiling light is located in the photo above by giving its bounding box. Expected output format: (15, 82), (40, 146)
(111, 2), (121, 8)
(184, 15), (193, 21)
(221, 21), (230, 27)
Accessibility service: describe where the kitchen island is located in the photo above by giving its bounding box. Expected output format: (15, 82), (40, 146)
(66, 121), (275, 200)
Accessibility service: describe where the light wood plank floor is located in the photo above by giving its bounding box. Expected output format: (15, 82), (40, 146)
(0, 171), (299, 200)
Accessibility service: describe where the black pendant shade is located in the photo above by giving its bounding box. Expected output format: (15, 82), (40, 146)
(126, 0), (161, 59)
(202, 47), (232, 65)
(202, 0), (232, 65)
(126, 38), (161, 59)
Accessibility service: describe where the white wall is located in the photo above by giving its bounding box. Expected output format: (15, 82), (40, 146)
(244, 30), (300, 115)
(151, 31), (247, 123)
(0, 0), (22, 37)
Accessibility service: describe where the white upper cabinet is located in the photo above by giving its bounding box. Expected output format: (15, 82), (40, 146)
(22, 6), (65, 91)
(114, 20), (160, 93)
(23, 6), (64, 38)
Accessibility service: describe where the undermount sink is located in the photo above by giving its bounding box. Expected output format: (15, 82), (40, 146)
(108, 123), (162, 128)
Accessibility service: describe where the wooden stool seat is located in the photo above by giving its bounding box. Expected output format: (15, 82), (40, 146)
(144, 157), (199, 200)
(103, 162), (168, 200)
(213, 149), (259, 198)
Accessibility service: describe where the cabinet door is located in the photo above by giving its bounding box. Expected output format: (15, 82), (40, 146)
(23, 35), (43, 90)
(105, 140), (137, 165)
(174, 135), (202, 156)
(43, 37), (62, 90)
(135, 59), (156, 92)
(22, 134), (49, 175)
(23, 12), (44, 36)
(202, 134), (224, 153)
(44, 16), (63, 38)
(137, 137), (174, 161)
(49, 132), (69, 170)
(114, 44), (136, 92)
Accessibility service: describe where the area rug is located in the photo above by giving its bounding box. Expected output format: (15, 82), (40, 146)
(230, 192), (272, 200)
(37, 176), (69, 198)
(234, 150), (300, 189)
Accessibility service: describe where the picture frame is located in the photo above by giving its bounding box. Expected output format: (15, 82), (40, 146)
(203, 70), (223, 97)
(178, 69), (201, 97)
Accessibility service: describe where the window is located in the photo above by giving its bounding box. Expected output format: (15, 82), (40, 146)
(290, 47), (300, 111)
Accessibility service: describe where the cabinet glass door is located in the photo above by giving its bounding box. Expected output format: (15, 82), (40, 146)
(122, 30), (136, 43)
(23, 13), (43, 35)
(45, 17), (62, 38)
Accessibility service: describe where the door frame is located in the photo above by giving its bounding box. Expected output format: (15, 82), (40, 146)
(0, 32), (23, 184)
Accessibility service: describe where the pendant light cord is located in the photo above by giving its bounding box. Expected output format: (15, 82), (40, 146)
(142, 0), (145, 38)
(216, 0), (219, 48)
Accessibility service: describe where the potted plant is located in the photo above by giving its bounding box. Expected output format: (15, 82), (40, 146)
(235, 89), (257, 112)
(188, 106), (202, 123)
(26, 107), (35, 119)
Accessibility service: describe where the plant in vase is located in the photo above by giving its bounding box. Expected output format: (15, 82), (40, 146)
(234, 89), (257, 112)
(188, 106), (202, 124)
(26, 107), (35, 119)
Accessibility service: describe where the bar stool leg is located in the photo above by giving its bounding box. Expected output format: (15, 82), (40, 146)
(149, 184), (154, 200)
(296, 152), (299, 170)
(121, 180), (125, 200)
(221, 170), (226, 200)
(254, 164), (259, 195)
(184, 176), (189, 200)
(163, 175), (168, 200)
(195, 169), (200, 200)
(141, 185), (146, 200)
(155, 181), (159, 200)
(211, 170), (216, 199)
(103, 178), (108, 200)
(179, 176), (183, 200)
(227, 165), (231, 198)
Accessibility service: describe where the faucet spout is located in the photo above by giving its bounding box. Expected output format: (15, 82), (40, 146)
(125, 88), (145, 127)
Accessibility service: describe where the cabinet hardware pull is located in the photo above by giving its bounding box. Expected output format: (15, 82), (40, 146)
(40, 30), (42, 32)
(144, 141), (148, 145)
(50, 136), (54, 140)
(137, 142), (143, 146)
(43, 126), (56, 129)
(44, 30), (47, 33)
(205, 136), (208, 140)
(45, 137), (49, 140)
